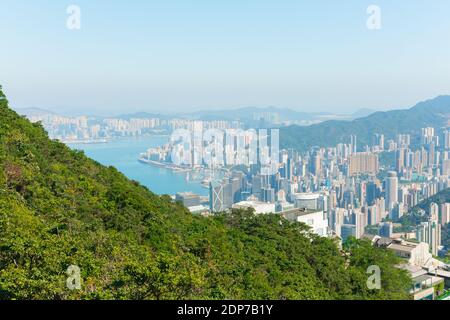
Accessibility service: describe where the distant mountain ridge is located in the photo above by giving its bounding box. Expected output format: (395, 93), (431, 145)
(180, 106), (334, 121)
(15, 107), (57, 117)
(350, 108), (377, 119)
(15, 105), (373, 125)
(115, 111), (168, 121)
(114, 106), (345, 125)
(280, 95), (450, 152)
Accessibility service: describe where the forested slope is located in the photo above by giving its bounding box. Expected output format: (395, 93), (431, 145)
(280, 95), (450, 152)
(0, 86), (410, 300)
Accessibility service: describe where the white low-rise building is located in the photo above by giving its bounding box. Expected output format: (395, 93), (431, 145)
(188, 205), (210, 216)
(281, 208), (329, 237)
(232, 201), (276, 214)
(369, 236), (432, 267)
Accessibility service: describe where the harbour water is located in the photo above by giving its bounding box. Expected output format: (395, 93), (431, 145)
(69, 136), (208, 196)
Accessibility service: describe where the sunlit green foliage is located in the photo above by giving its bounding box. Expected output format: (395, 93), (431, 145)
(0, 86), (411, 300)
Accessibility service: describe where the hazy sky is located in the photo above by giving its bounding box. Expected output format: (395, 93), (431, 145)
(1, 0), (450, 115)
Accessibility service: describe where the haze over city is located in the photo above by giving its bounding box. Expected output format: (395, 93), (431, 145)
(3, 0), (450, 305)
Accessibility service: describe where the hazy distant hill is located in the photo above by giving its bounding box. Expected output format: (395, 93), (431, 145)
(15, 106), (371, 127)
(114, 106), (347, 127)
(116, 111), (169, 121)
(178, 106), (339, 124)
(280, 96), (450, 152)
(350, 108), (377, 119)
(15, 107), (56, 117)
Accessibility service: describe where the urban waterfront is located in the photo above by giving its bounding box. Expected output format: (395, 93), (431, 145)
(69, 136), (208, 196)
(5, 0), (450, 302)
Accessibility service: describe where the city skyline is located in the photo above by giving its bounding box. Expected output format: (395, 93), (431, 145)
(3, 0), (450, 303)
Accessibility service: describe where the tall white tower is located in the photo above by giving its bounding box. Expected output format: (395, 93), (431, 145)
(385, 171), (398, 211)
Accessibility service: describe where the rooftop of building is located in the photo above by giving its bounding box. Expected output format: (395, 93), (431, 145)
(388, 242), (416, 253)
(187, 205), (209, 213)
(293, 193), (320, 200)
(366, 235), (429, 253)
(280, 207), (323, 219)
(399, 264), (427, 276)
(233, 200), (274, 207)
(176, 192), (199, 197)
(413, 274), (444, 287)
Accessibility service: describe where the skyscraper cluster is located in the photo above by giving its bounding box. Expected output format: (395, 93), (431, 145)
(203, 126), (450, 257)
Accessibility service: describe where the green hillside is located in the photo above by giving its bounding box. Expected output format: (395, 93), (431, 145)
(397, 188), (450, 230)
(0, 86), (410, 300)
(417, 188), (450, 254)
(398, 188), (450, 250)
(280, 96), (450, 152)
(415, 188), (450, 212)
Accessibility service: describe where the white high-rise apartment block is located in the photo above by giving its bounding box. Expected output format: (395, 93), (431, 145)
(444, 130), (450, 149)
(430, 202), (439, 222)
(422, 127), (435, 145)
(385, 171), (398, 211)
(416, 203), (442, 256)
(441, 203), (450, 225)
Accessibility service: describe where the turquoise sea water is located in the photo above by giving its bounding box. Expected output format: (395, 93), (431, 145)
(69, 136), (208, 196)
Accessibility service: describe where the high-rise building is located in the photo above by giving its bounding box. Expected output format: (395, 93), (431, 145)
(294, 193), (319, 210)
(444, 130), (450, 150)
(422, 127), (435, 145)
(441, 159), (450, 176)
(230, 177), (243, 203)
(385, 171), (398, 211)
(209, 181), (225, 212)
(416, 204), (442, 256)
(396, 134), (411, 148)
(341, 224), (357, 242)
(286, 157), (294, 181)
(391, 202), (404, 220)
(350, 135), (357, 154)
(354, 210), (367, 239)
(396, 148), (406, 173)
(372, 133), (384, 151)
(310, 151), (322, 177)
(379, 222), (393, 238)
(209, 178), (239, 213)
(348, 152), (379, 176)
(262, 187), (276, 203)
(331, 208), (347, 234)
(430, 202), (439, 222)
(222, 181), (234, 209)
(428, 142), (436, 167)
(441, 203), (450, 225)
(430, 220), (441, 256)
(192, 121), (203, 166)
(366, 180), (381, 206)
(367, 205), (380, 225)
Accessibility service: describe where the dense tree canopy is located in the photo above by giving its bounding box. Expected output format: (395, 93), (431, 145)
(0, 86), (411, 300)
